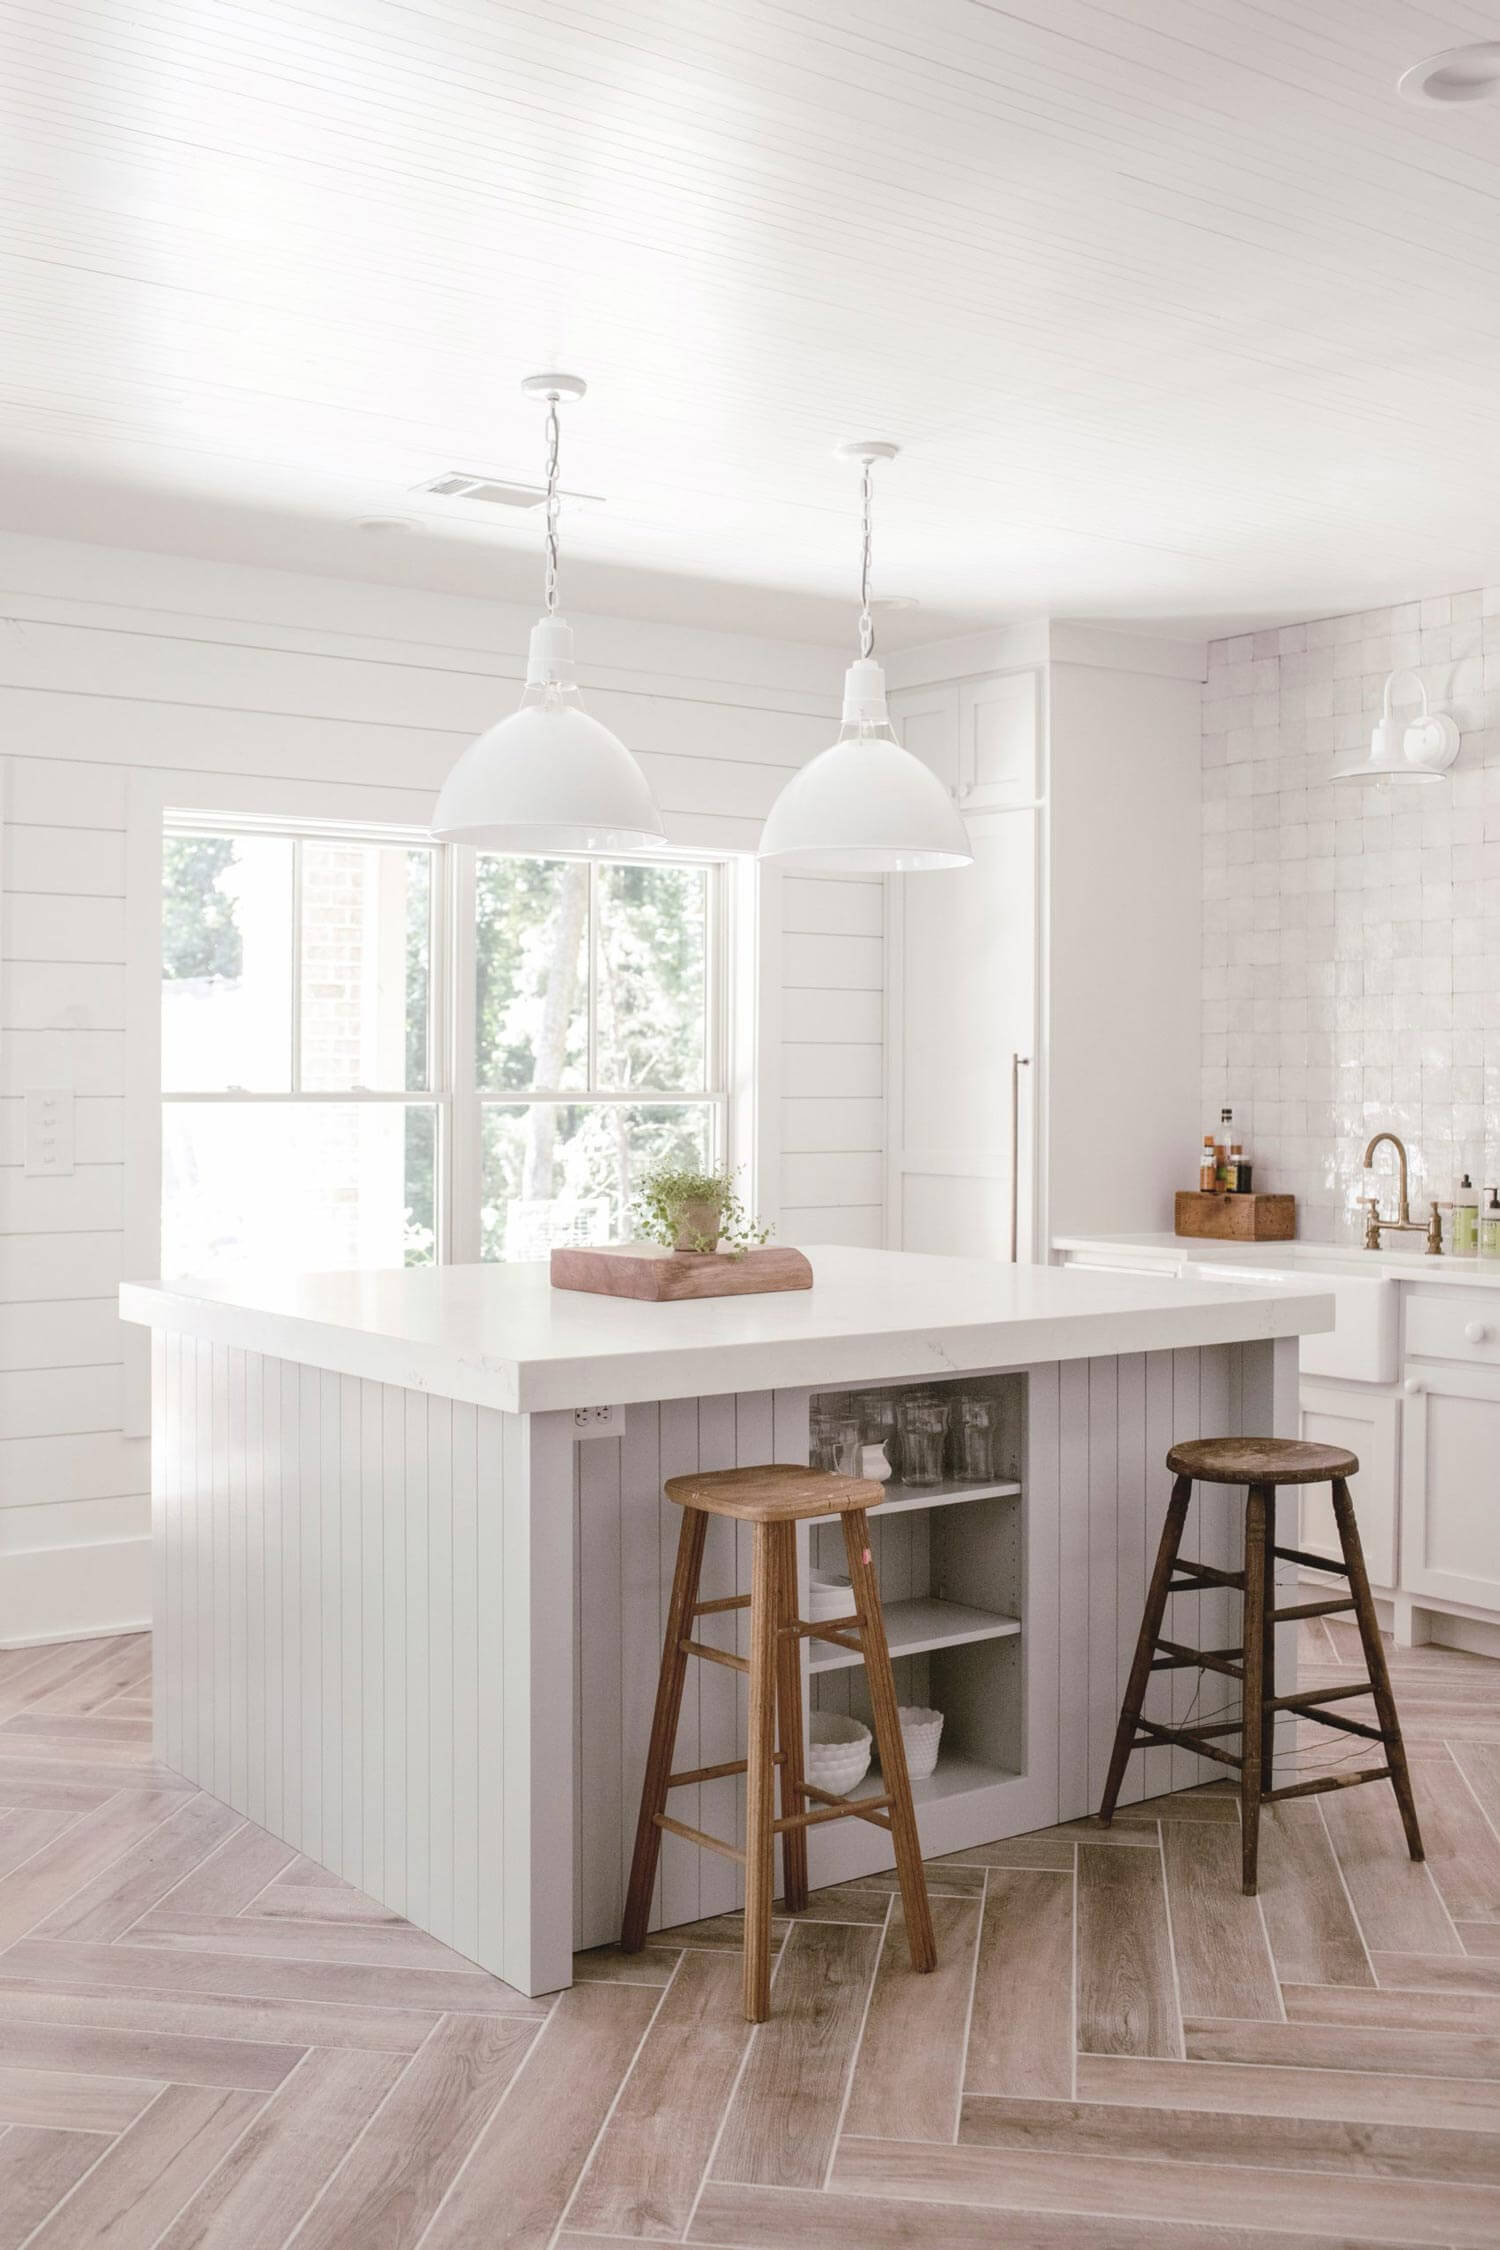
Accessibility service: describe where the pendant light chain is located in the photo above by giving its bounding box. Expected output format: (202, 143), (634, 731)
(858, 455), (876, 659)
(543, 392), (563, 617)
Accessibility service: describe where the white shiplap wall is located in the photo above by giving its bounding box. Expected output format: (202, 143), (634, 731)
(0, 531), (881, 1644)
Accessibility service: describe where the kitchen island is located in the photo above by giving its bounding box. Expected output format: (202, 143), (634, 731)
(120, 1248), (1332, 1995)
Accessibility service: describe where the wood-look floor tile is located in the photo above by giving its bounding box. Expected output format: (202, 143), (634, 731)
(0, 2014), (300, 2092)
(829, 2131), (1500, 2244)
(240, 1876), (401, 1926)
(1320, 1777), (1461, 1956)
(842, 1895), (980, 2142)
(0, 1983), (441, 2052)
(847, 1860), (986, 1897)
(710, 1919), (882, 2189)
(1373, 1948), (1500, 1999)
(150, 1825), (299, 1917)
(0, 1789), (187, 1949)
(152, 2048), (404, 2250)
(648, 1911), (789, 1952)
(419, 1982), (660, 2250)
(1459, 1920), (1500, 1954)
(1161, 1820), (1279, 2020)
(4, 1712), (154, 1746)
(1409, 1750), (1500, 1920)
(0, 1938), (547, 2015)
(1076, 1841), (1182, 2058)
(0, 2126), (113, 2250)
(929, 1834), (1073, 1871)
(1256, 1801), (1373, 1986)
(789, 1883), (890, 1924)
(689, 2179), (1396, 2249)
(122, 1908), (482, 1972)
(0, 1808), (80, 1880)
(1113, 1785), (1238, 1825)
(1187, 2012), (1500, 2082)
(567, 1951), (750, 2238)
(964, 1867), (1073, 2098)
(1078, 2047), (1500, 2131)
(959, 2086), (1500, 2180)
(0, 1778), (116, 1815)
(1284, 1979), (1500, 2032)
(22, 2088), (267, 2250)
(0, 2060), (162, 2134)
(572, 1943), (679, 1985)
(35, 1794), (242, 1942)
(289, 2014), (540, 2250)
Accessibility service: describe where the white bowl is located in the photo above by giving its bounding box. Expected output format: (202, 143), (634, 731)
(807, 1710), (871, 1795)
(808, 1571), (853, 1622)
(894, 1704), (944, 1781)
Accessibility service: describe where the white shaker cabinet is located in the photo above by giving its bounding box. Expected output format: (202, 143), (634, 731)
(1400, 1363), (1500, 1617)
(1298, 1381), (1399, 1589)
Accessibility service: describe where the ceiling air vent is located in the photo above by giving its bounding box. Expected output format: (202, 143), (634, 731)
(414, 473), (602, 508)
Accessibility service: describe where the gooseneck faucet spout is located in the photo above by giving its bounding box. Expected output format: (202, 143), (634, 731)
(1362, 1130), (1442, 1254)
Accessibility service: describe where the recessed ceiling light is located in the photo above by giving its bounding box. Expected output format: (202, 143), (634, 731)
(353, 514), (420, 534)
(1398, 42), (1500, 105)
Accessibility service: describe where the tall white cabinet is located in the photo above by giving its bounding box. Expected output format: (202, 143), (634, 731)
(886, 624), (1204, 1260)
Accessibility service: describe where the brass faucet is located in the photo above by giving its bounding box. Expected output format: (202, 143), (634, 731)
(1362, 1131), (1443, 1254)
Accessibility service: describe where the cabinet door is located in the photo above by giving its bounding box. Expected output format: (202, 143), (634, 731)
(1298, 1382), (1399, 1590)
(1401, 1364), (1500, 1612)
(959, 673), (1040, 807)
(888, 682), (961, 796)
(887, 806), (1038, 1259)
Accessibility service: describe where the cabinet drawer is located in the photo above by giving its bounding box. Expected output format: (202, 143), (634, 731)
(1406, 1288), (1500, 1367)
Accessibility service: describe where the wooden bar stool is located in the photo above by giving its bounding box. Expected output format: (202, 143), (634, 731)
(1099, 1438), (1424, 1894)
(620, 1464), (937, 2021)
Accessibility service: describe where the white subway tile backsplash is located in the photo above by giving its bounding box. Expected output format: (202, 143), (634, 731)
(1203, 582), (1500, 1233)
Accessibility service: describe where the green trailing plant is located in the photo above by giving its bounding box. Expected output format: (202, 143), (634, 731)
(631, 1162), (771, 1256)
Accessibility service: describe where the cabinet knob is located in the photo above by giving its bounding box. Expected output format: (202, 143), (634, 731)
(1404, 1376), (1425, 1395)
(1466, 1321), (1493, 1344)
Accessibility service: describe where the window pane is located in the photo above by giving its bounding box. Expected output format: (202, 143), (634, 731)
(479, 1102), (712, 1260)
(474, 857), (588, 1091)
(596, 862), (708, 1091)
(162, 833), (293, 1091)
(163, 1103), (436, 1276)
(300, 843), (432, 1091)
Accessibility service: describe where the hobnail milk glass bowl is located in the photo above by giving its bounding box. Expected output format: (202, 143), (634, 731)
(807, 1710), (872, 1795)
(895, 1705), (944, 1781)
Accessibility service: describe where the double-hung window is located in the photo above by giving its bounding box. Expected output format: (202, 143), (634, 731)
(160, 819), (726, 1275)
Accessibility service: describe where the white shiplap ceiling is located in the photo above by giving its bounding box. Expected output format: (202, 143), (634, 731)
(5, 0), (1500, 642)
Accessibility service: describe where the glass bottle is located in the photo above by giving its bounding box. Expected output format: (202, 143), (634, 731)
(1483, 1190), (1500, 1261)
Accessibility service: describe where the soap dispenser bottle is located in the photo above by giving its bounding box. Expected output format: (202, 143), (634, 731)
(1483, 1189), (1500, 1261)
(1455, 1175), (1480, 1259)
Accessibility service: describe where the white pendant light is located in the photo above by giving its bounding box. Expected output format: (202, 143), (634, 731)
(758, 442), (973, 873)
(1333, 668), (1460, 787)
(431, 374), (667, 855)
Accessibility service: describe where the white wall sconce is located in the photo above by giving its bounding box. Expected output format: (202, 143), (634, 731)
(1334, 669), (1460, 786)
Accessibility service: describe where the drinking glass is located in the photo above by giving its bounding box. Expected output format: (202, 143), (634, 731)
(897, 1396), (949, 1486)
(955, 1395), (999, 1483)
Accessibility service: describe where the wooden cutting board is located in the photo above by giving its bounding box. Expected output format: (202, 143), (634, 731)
(550, 1243), (814, 1301)
(1175, 1191), (1295, 1242)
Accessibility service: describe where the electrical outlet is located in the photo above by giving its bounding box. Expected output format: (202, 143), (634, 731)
(572, 1403), (624, 1438)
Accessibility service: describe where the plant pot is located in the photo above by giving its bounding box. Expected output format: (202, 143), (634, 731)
(670, 1198), (725, 1252)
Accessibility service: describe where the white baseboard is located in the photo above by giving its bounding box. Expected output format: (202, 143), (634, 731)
(0, 1536), (150, 1649)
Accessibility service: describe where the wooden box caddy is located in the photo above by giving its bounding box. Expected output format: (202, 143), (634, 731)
(550, 1243), (814, 1302)
(1175, 1192), (1295, 1243)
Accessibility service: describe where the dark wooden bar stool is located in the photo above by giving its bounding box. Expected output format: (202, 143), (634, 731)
(621, 1463), (937, 2021)
(1099, 1438), (1424, 1893)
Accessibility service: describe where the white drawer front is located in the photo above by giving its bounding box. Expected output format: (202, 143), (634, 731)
(1406, 1287), (1500, 1368)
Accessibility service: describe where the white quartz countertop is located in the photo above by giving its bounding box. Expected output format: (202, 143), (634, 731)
(121, 1248), (1332, 1415)
(1054, 1231), (1500, 1290)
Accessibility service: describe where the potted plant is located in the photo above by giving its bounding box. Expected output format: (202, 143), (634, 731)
(632, 1163), (771, 1257)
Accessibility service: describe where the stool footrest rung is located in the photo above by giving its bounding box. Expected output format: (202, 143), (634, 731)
(693, 1593), (751, 1617)
(1168, 1558), (1246, 1591)
(1150, 1639), (1244, 1680)
(1132, 1715), (1244, 1769)
(1270, 1682), (1377, 1715)
(785, 1614), (863, 1643)
(679, 1637), (750, 1674)
(668, 1753), (784, 1789)
(1264, 1766), (1394, 1804)
(1273, 1597), (1357, 1622)
(652, 1811), (745, 1862)
(775, 1795), (894, 1834)
(1273, 1544), (1350, 1576)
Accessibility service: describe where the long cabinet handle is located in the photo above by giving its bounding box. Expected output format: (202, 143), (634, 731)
(1010, 1053), (1031, 1263)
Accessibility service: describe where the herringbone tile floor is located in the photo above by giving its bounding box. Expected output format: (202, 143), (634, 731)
(3, 1622), (1500, 2247)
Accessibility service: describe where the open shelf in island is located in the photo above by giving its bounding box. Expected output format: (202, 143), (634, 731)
(808, 1475), (1022, 1522)
(808, 1594), (1022, 1674)
(851, 1751), (1023, 1810)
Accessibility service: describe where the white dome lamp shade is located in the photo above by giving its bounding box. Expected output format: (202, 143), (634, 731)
(431, 375), (667, 855)
(1333, 668), (1460, 787)
(759, 442), (972, 874)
